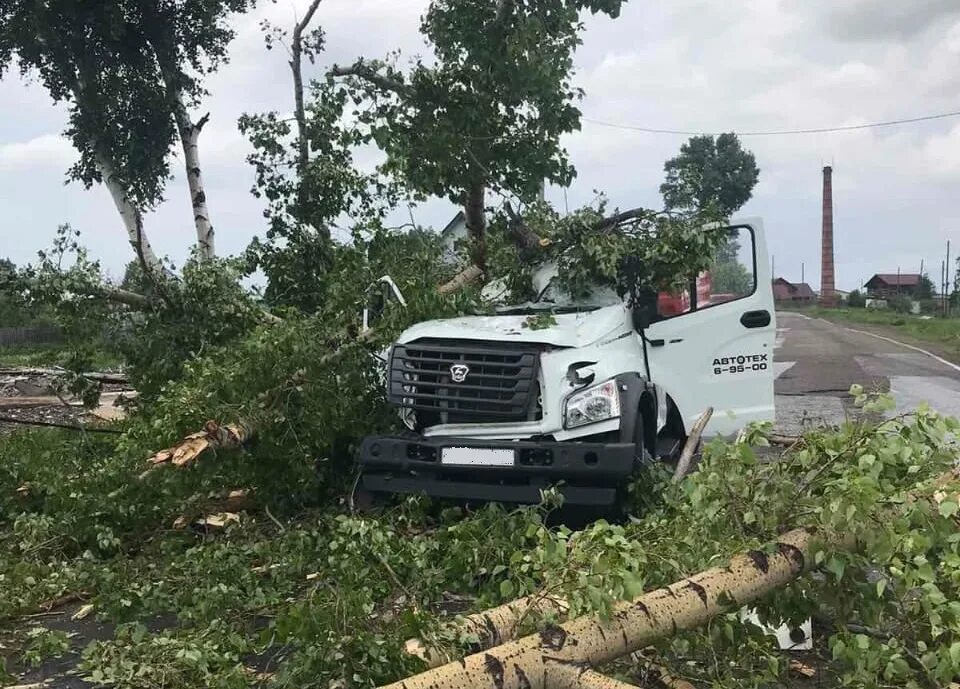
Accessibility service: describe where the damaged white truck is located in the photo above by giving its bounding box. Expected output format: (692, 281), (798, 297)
(358, 219), (776, 508)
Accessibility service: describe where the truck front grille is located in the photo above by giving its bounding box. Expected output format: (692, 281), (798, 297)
(388, 338), (541, 424)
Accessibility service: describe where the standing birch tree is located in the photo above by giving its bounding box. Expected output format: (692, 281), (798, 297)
(0, 0), (256, 276)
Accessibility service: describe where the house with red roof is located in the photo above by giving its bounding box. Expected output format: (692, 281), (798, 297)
(864, 273), (922, 300)
(772, 277), (816, 303)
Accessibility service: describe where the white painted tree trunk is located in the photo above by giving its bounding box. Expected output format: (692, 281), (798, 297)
(94, 149), (165, 276)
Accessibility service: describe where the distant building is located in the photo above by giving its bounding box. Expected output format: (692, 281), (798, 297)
(772, 277), (816, 303)
(440, 211), (467, 264)
(864, 273), (921, 299)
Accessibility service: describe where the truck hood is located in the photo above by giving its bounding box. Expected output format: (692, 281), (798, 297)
(396, 304), (631, 348)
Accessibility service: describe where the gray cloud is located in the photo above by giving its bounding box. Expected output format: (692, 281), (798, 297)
(805, 0), (960, 42)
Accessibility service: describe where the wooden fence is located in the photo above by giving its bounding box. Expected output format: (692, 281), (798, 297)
(0, 326), (62, 347)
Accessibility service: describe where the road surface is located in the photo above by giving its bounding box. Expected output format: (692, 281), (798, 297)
(774, 311), (960, 435)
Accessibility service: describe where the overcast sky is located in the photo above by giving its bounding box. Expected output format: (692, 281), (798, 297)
(1, 0), (959, 290)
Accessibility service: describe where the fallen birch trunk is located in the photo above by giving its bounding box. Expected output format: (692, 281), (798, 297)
(380, 528), (844, 689)
(405, 592), (569, 668)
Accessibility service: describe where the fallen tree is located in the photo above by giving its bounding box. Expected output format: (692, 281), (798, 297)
(382, 527), (841, 689)
(375, 405), (960, 689)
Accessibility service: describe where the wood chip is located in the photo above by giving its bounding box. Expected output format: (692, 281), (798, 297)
(198, 512), (240, 528)
(789, 659), (817, 678)
(72, 603), (94, 620)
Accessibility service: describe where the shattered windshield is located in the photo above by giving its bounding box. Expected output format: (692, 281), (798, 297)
(495, 266), (623, 314)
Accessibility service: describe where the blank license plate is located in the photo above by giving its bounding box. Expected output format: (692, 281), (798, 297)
(441, 447), (514, 467)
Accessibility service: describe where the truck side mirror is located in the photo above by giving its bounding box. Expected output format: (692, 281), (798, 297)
(632, 290), (658, 331)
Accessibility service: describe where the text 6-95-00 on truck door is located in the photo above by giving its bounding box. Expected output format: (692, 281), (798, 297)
(358, 219), (776, 508)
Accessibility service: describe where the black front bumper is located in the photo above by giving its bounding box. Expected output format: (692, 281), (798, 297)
(358, 435), (636, 506)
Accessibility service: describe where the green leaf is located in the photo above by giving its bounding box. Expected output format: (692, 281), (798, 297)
(876, 578), (887, 598)
(939, 500), (958, 518)
(825, 556), (845, 582)
(499, 579), (514, 599)
(950, 642), (960, 667)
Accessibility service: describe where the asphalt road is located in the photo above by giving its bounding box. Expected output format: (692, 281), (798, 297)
(774, 312), (960, 435)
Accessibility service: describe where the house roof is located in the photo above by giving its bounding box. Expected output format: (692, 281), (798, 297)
(866, 273), (921, 288)
(440, 211), (465, 236)
(772, 277), (816, 299)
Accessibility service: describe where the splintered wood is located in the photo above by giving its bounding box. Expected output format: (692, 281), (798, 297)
(146, 421), (253, 471)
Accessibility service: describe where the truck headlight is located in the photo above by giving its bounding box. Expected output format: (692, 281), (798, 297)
(564, 379), (621, 429)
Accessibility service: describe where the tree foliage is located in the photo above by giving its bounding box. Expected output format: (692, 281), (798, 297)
(660, 133), (760, 218)
(0, 0), (250, 206)
(0, 258), (31, 326)
(846, 288), (866, 308)
(917, 273), (936, 301)
(329, 0), (625, 268)
(0, 0), (256, 265)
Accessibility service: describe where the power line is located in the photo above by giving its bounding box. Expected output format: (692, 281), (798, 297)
(581, 109), (960, 137)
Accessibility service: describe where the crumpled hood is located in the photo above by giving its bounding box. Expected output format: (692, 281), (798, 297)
(396, 304), (631, 348)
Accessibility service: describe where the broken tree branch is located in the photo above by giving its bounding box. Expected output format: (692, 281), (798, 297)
(328, 61), (409, 96)
(438, 265), (483, 295)
(672, 407), (713, 482)
(144, 267), (479, 471)
(0, 415), (123, 434)
(504, 202), (545, 253)
(379, 527), (842, 689)
(594, 208), (653, 232)
(143, 421), (253, 477)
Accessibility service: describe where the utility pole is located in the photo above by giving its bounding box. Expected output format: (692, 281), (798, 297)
(942, 260), (947, 315)
(947, 240), (952, 316)
(801, 262), (805, 285)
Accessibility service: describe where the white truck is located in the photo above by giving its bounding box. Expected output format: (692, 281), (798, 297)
(358, 219), (776, 507)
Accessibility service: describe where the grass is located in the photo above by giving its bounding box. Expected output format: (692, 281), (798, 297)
(0, 344), (122, 370)
(1, 401), (957, 687)
(786, 306), (960, 360)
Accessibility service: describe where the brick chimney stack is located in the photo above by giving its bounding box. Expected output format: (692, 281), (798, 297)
(820, 165), (836, 306)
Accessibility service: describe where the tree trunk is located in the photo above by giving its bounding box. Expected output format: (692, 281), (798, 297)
(95, 149), (165, 277)
(289, 0), (328, 239)
(438, 264), (483, 295)
(464, 183), (487, 273)
(379, 528), (842, 689)
(144, 14), (215, 259)
(405, 593), (569, 668)
(175, 108), (215, 259)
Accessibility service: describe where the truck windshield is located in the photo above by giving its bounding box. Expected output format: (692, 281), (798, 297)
(496, 276), (622, 314)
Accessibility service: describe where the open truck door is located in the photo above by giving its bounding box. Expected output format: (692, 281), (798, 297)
(643, 218), (776, 438)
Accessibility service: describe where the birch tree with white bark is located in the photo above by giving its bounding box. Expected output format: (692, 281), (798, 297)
(0, 0), (256, 282)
